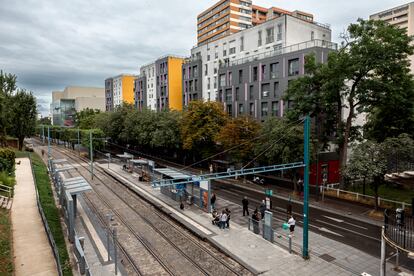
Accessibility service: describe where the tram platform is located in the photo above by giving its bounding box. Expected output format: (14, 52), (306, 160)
(98, 162), (412, 276)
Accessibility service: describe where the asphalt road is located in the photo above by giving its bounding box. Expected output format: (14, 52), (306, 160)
(212, 179), (414, 270)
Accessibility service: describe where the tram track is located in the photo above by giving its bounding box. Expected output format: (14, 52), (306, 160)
(51, 145), (251, 276)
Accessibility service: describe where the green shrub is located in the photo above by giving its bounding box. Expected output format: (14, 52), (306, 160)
(0, 172), (14, 188)
(0, 149), (15, 173)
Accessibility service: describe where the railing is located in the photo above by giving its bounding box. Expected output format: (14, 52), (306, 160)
(323, 186), (411, 210)
(29, 155), (63, 276)
(74, 232), (92, 276)
(219, 39), (338, 68)
(0, 183), (12, 199)
(384, 211), (414, 252)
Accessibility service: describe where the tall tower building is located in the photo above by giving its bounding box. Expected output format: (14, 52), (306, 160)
(370, 2), (414, 73)
(197, 0), (253, 46)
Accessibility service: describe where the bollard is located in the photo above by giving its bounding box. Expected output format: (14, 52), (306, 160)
(289, 235), (292, 254)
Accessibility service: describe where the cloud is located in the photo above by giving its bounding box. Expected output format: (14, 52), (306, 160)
(0, 0), (409, 116)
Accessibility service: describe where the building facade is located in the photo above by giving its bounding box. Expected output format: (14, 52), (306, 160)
(252, 5), (313, 26)
(197, 0), (253, 46)
(182, 58), (203, 107)
(105, 74), (137, 111)
(217, 40), (337, 121)
(370, 2), (414, 73)
(50, 86), (105, 126)
(133, 56), (185, 111)
(188, 14), (332, 106)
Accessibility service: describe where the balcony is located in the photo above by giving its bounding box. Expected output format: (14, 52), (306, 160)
(220, 39), (338, 69)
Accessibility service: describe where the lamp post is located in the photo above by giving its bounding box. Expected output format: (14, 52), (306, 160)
(303, 115), (310, 259)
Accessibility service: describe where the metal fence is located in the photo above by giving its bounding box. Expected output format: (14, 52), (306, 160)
(29, 155), (63, 276)
(384, 211), (414, 252)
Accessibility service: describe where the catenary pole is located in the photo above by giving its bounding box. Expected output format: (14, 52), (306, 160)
(303, 115), (310, 259)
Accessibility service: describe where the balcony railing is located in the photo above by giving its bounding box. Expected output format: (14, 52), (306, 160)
(219, 39), (337, 69)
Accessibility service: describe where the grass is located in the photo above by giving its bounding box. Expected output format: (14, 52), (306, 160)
(30, 152), (73, 276)
(0, 208), (13, 275)
(347, 183), (414, 204)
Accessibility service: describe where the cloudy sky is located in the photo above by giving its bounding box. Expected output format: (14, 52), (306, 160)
(0, 0), (408, 116)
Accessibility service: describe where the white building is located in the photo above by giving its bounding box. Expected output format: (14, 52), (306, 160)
(190, 14), (332, 101)
(140, 63), (156, 110)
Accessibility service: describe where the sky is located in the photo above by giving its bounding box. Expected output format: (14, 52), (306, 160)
(0, 0), (409, 116)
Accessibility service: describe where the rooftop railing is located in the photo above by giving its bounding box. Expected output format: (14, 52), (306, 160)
(219, 39), (337, 69)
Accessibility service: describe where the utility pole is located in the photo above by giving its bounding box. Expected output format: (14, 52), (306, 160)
(77, 128), (80, 155)
(90, 131), (93, 180)
(303, 115), (310, 259)
(42, 125), (45, 144)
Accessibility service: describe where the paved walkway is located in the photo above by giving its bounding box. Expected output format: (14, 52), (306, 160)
(99, 162), (413, 276)
(12, 158), (58, 276)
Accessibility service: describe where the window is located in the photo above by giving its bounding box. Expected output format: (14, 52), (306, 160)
(193, 65), (198, 77)
(226, 105), (232, 116)
(261, 84), (270, 98)
(235, 87), (240, 101)
(214, 76), (217, 89)
(195, 79), (198, 90)
(272, 101), (279, 116)
(311, 31), (314, 40)
(253, 66), (258, 81)
(288, 58), (300, 76)
(228, 72), (232, 85)
(238, 70), (243, 84)
(240, 37), (244, 51)
(215, 52), (218, 59)
(277, 24), (282, 41)
(261, 64), (266, 80)
(239, 104), (244, 114)
(249, 103), (255, 116)
(261, 102), (268, 117)
(249, 85), (254, 100)
(214, 67), (218, 74)
(273, 82), (279, 97)
(223, 49), (227, 56)
(226, 89), (232, 102)
(270, 63), (279, 79)
(205, 64), (208, 76)
(258, 30), (262, 46)
(207, 55), (210, 61)
(207, 77), (211, 90)
(219, 74), (226, 87)
(266, 27), (274, 44)
(229, 47), (236, 55)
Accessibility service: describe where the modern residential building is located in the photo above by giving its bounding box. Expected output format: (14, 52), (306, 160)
(134, 56), (185, 111)
(105, 74), (136, 111)
(197, 0), (253, 46)
(187, 14), (332, 107)
(252, 5), (313, 26)
(50, 86), (105, 126)
(217, 39), (337, 120)
(370, 2), (414, 73)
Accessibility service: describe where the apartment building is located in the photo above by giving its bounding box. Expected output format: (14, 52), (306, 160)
(105, 74), (136, 111)
(187, 14), (332, 106)
(252, 5), (313, 26)
(134, 56), (185, 111)
(217, 40), (337, 120)
(370, 2), (414, 72)
(50, 86), (105, 126)
(197, 0), (253, 46)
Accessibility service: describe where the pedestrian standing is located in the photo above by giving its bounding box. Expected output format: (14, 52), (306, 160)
(220, 210), (228, 229)
(259, 200), (266, 219)
(242, 196), (249, 216)
(288, 215), (296, 236)
(210, 193), (216, 210)
(252, 208), (260, 234)
(225, 208), (231, 228)
(209, 163), (214, 174)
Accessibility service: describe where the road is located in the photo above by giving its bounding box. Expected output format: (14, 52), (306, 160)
(212, 179), (414, 270)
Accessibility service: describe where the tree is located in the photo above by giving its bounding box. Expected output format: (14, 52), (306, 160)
(9, 89), (37, 150)
(285, 19), (414, 186)
(215, 116), (261, 164)
(0, 70), (17, 146)
(106, 104), (134, 143)
(180, 101), (228, 159)
(75, 108), (101, 129)
(37, 117), (51, 126)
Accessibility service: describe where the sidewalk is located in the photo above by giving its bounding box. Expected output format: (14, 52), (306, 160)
(12, 158), (58, 276)
(99, 162), (411, 276)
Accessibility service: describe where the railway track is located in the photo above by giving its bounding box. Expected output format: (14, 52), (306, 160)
(50, 145), (252, 276)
